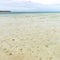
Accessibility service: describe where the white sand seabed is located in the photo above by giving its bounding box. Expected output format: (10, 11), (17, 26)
(0, 14), (60, 60)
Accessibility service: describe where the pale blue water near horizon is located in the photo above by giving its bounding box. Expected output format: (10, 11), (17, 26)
(0, 12), (60, 17)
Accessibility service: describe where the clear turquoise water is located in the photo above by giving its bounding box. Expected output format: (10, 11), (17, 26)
(0, 12), (60, 17)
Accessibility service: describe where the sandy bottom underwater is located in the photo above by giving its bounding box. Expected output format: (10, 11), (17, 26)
(0, 14), (60, 60)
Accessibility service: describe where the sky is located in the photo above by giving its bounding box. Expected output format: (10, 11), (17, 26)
(0, 0), (60, 12)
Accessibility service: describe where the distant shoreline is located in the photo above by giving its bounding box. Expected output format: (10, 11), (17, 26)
(0, 11), (60, 13)
(0, 11), (11, 12)
(0, 11), (60, 14)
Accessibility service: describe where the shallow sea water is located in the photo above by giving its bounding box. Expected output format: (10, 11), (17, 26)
(0, 13), (60, 60)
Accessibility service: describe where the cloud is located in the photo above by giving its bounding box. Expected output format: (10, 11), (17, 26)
(0, 0), (60, 4)
(0, 0), (60, 11)
(30, 0), (60, 4)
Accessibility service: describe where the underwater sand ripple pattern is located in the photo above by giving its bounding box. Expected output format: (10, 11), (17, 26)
(0, 14), (60, 60)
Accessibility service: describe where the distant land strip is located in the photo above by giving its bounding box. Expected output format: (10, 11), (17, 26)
(0, 11), (11, 12)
